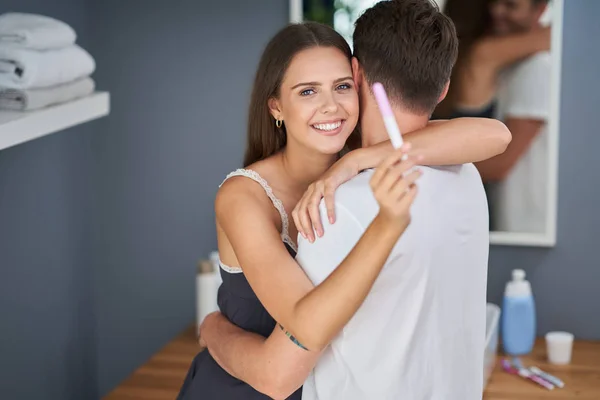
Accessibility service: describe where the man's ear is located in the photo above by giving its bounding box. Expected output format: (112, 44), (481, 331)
(438, 81), (450, 104)
(351, 57), (363, 90)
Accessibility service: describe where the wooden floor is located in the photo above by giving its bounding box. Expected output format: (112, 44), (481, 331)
(105, 326), (600, 399)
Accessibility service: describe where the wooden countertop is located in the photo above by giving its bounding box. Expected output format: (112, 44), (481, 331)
(105, 326), (600, 399)
(484, 339), (600, 399)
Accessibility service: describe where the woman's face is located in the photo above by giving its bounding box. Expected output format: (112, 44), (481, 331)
(271, 46), (359, 156)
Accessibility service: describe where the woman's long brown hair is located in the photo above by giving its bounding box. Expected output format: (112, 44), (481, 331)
(434, 0), (491, 118)
(243, 22), (353, 167)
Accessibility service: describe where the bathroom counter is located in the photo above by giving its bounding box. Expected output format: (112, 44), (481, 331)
(105, 326), (600, 399)
(484, 339), (600, 399)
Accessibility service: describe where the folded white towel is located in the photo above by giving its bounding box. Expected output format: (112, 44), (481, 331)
(0, 12), (76, 49)
(0, 77), (95, 111)
(0, 44), (95, 89)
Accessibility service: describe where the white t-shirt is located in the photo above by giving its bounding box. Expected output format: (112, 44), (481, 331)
(490, 51), (551, 232)
(296, 164), (489, 400)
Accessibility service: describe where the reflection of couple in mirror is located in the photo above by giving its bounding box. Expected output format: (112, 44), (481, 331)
(434, 0), (552, 234)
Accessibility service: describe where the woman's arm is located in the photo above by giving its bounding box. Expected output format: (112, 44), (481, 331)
(215, 148), (418, 352)
(469, 27), (550, 73)
(200, 313), (320, 399)
(361, 117), (511, 167)
(455, 28), (550, 108)
(292, 117), (511, 240)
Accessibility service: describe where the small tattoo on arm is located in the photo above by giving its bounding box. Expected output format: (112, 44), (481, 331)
(278, 324), (309, 351)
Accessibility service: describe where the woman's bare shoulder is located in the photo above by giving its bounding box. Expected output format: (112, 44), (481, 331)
(215, 157), (282, 222)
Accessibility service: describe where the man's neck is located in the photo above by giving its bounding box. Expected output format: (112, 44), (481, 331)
(360, 98), (430, 148)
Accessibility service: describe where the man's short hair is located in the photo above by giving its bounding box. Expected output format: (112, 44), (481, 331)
(353, 0), (459, 114)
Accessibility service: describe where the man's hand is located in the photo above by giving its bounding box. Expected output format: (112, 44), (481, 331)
(198, 335), (207, 351)
(198, 311), (221, 351)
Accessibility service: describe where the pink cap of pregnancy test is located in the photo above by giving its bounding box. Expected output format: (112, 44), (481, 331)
(372, 82), (394, 118)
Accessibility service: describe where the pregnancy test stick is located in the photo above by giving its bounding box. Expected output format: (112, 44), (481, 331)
(372, 82), (404, 149)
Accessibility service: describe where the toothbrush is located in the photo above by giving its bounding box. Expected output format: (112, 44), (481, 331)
(512, 357), (564, 388)
(372, 82), (404, 150)
(502, 359), (554, 390)
(530, 366), (565, 388)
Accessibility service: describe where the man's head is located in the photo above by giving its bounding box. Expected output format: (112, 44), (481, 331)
(489, 0), (549, 36)
(352, 0), (458, 117)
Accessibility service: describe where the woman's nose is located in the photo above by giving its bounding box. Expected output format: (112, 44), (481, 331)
(320, 92), (339, 114)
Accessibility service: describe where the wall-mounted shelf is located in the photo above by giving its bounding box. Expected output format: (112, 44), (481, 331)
(0, 91), (110, 151)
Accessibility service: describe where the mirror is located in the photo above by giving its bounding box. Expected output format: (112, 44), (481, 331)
(290, 0), (562, 247)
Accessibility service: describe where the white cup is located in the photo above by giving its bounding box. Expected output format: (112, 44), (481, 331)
(545, 331), (574, 365)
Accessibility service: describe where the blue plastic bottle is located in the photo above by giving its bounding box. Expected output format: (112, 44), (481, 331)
(502, 269), (536, 356)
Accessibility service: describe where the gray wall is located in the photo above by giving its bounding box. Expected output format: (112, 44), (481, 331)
(486, 0), (600, 340)
(1, 0), (599, 399)
(88, 0), (287, 396)
(0, 1), (97, 399)
(0, 0), (287, 398)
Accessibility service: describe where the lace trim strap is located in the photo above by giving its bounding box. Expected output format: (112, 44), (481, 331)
(220, 169), (296, 252)
(219, 260), (242, 274)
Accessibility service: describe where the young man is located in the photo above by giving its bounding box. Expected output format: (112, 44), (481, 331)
(200, 1), (489, 399)
(296, 1), (489, 399)
(475, 0), (551, 232)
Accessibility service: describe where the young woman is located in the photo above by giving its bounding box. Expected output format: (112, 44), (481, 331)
(177, 22), (510, 400)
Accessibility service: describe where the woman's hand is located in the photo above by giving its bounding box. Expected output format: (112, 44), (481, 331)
(370, 147), (421, 232)
(292, 151), (362, 242)
(292, 143), (420, 242)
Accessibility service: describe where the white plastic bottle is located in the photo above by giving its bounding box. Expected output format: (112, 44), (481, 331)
(196, 260), (219, 335)
(209, 250), (222, 285)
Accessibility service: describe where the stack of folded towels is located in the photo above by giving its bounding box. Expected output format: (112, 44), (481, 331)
(0, 12), (96, 112)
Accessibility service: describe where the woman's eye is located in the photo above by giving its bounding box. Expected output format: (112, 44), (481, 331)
(300, 89), (315, 96)
(337, 83), (352, 90)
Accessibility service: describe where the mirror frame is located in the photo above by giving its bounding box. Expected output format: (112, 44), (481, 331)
(289, 0), (563, 247)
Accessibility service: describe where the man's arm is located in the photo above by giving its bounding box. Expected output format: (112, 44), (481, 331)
(201, 199), (368, 399)
(475, 118), (543, 182)
(200, 313), (321, 400)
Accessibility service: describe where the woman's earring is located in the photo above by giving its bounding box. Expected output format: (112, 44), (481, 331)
(275, 118), (283, 128)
